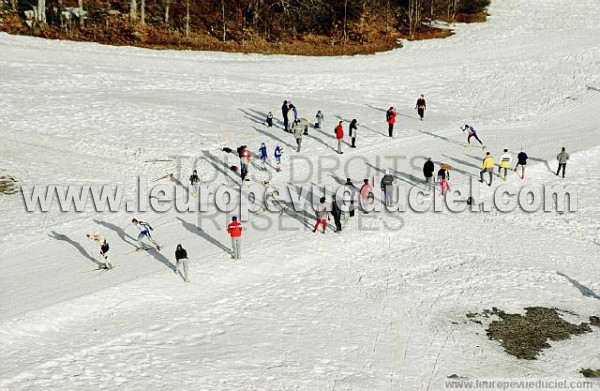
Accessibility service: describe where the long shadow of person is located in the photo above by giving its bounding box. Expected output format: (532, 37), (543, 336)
(94, 219), (175, 271)
(48, 231), (102, 267)
(556, 271), (600, 300)
(418, 130), (464, 147)
(248, 108), (284, 127)
(528, 156), (553, 173)
(254, 126), (296, 150)
(94, 219), (137, 248)
(239, 108), (266, 126)
(177, 217), (232, 256)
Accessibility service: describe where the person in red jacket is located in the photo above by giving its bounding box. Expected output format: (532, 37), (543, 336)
(386, 107), (396, 137)
(227, 216), (242, 260)
(335, 121), (344, 154)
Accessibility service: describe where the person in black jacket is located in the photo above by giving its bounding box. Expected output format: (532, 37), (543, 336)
(349, 119), (358, 148)
(281, 100), (289, 132)
(331, 194), (343, 233)
(415, 95), (426, 120)
(514, 149), (528, 179)
(175, 244), (190, 282)
(423, 157), (435, 186)
(344, 178), (358, 217)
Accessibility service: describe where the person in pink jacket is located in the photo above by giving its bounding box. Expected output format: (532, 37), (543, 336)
(360, 179), (373, 214)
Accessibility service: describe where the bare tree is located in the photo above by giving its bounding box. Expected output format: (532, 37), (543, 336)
(37, 0), (46, 24)
(342, 0), (348, 44)
(185, 0), (190, 37)
(221, 0), (226, 41)
(140, 0), (145, 24)
(78, 0), (84, 27)
(130, 0), (137, 21)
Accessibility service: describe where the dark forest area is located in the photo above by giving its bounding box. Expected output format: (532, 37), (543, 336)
(0, 0), (490, 55)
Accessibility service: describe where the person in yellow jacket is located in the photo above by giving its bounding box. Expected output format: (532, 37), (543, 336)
(479, 152), (495, 186)
(498, 148), (512, 179)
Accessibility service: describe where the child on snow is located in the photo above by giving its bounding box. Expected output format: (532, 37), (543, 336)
(259, 143), (268, 169)
(266, 112), (273, 127)
(315, 110), (324, 129)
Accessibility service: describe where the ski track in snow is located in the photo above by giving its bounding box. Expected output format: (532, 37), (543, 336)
(1, 0), (600, 389)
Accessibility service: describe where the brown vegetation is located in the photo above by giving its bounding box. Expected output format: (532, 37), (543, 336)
(0, 0), (489, 55)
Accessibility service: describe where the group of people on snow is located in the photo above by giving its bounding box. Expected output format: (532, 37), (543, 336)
(84, 93), (571, 284)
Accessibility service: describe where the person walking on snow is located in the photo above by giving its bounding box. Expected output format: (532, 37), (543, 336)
(360, 179), (373, 213)
(437, 164), (451, 195)
(344, 178), (359, 218)
(498, 148), (512, 179)
(556, 147), (569, 178)
(189, 169), (200, 196)
(175, 244), (190, 282)
(292, 119), (303, 152)
(479, 152), (495, 186)
(259, 143), (268, 169)
(514, 149), (528, 179)
(381, 170), (395, 207)
(315, 110), (324, 129)
(86, 233), (113, 269)
(386, 107), (397, 137)
(131, 218), (161, 251)
(266, 111), (273, 127)
(274, 145), (283, 169)
(281, 101), (290, 132)
(289, 102), (298, 121)
(227, 216), (242, 260)
(313, 197), (329, 234)
(423, 157), (435, 187)
(462, 124), (485, 149)
(349, 119), (358, 148)
(415, 95), (426, 121)
(331, 194), (343, 233)
(335, 121), (344, 154)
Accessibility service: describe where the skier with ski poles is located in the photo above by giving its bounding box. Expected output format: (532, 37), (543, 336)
(479, 152), (495, 186)
(86, 233), (113, 269)
(131, 218), (161, 251)
(175, 244), (190, 282)
(227, 216), (243, 260)
(462, 124), (485, 149)
(514, 149), (528, 179)
(498, 148), (512, 179)
(415, 95), (426, 121)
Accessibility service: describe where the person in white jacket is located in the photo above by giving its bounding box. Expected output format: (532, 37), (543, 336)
(498, 148), (512, 179)
(86, 232), (113, 269)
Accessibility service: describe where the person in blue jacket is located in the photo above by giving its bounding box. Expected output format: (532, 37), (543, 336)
(259, 143), (268, 169)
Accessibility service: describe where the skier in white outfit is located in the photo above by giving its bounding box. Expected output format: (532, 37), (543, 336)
(131, 218), (161, 251)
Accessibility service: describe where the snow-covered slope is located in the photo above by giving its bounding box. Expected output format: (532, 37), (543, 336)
(1, 0), (600, 389)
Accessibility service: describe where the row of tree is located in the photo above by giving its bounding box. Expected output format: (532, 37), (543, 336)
(1, 0), (490, 44)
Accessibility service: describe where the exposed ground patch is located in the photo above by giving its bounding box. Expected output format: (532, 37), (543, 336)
(468, 307), (592, 360)
(0, 176), (18, 195)
(580, 369), (600, 378)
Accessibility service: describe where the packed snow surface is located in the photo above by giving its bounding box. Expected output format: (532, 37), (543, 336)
(1, 0), (600, 389)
